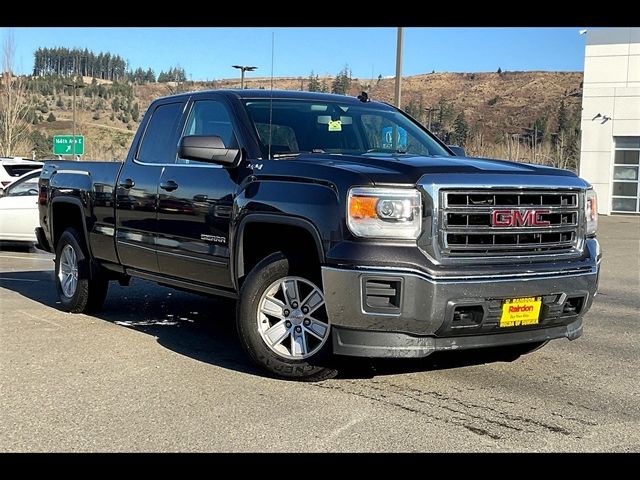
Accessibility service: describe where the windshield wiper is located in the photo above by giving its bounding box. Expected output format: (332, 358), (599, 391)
(363, 148), (408, 154)
(272, 149), (327, 159)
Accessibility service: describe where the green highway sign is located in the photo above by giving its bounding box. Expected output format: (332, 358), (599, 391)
(53, 135), (84, 156)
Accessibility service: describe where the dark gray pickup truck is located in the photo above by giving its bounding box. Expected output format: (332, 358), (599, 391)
(37, 90), (601, 380)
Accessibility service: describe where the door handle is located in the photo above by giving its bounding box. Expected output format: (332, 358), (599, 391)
(160, 180), (179, 192)
(119, 178), (135, 189)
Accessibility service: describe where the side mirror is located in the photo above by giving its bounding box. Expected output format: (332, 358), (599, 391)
(448, 145), (466, 157)
(178, 135), (240, 166)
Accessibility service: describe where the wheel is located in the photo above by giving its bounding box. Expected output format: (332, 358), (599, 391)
(55, 228), (108, 313)
(237, 252), (337, 381)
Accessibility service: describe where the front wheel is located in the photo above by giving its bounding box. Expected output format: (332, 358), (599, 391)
(55, 228), (108, 313)
(236, 252), (337, 381)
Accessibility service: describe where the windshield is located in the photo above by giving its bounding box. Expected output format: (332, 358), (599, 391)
(243, 99), (451, 159)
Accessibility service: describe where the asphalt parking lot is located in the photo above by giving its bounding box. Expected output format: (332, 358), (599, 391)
(0, 215), (638, 452)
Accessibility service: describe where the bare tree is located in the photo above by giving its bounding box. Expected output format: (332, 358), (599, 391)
(0, 31), (31, 157)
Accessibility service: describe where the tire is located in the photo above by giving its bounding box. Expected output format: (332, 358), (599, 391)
(54, 227), (108, 313)
(237, 252), (337, 381)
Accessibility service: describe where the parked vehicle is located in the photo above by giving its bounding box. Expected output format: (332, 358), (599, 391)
(0, 157), (43, 187)
(37, 90), (601, 380)
(0, 169), (41, 243)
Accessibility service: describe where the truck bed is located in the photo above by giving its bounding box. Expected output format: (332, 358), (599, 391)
(40, 160), (124, 263)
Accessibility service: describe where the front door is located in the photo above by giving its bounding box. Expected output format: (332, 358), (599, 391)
(115, 100), (187, 273)
(156, 98), (239, 288)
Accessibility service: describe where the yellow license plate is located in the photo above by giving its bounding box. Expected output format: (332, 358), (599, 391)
(500, 297), (542, 327)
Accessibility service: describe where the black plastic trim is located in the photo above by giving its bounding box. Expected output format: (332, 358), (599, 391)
(232, 213), (325, 289)
(332, 319), (583, 358)
(34, 227), (51, 253)
(127, 268), (238, 299)
(50, 196), (92, 258)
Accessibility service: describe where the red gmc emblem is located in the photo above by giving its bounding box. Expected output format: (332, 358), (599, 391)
(491, 209), (551, 227)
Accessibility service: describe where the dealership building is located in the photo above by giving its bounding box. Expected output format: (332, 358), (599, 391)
(579, 27), (640, 214)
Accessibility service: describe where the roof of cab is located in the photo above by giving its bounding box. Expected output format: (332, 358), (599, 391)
(153, 89), (392, 109)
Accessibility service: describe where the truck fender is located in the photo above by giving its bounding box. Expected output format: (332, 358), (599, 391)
(50, 196), (93, 259)
(232, 213), (325, 290)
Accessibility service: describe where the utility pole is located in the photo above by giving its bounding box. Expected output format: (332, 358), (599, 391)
(64, 80), (85, 159)
(73, 85), (76, 145)
(232, 65), (257, 89)
(394, 27), (404, 108)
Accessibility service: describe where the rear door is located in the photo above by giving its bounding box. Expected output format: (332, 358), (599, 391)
(156, 96), (240, 288)
(115, 100), (187, 273)
(0, 171), (40, 241)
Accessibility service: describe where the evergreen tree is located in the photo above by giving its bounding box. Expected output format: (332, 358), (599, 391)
(47, 112), (56, 122)
(29, 131), (50, 159)
(307, 71), (321, 92)
(131, 103), (140, 122)
(557, 99), (569, 134)
(331, 66), (352, 95)
(451, 112), (469, 146)
(32, 47), (126, 80)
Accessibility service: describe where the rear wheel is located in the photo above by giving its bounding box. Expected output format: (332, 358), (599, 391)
(237, 252), (337, 381)
(55, 228), (108, 313)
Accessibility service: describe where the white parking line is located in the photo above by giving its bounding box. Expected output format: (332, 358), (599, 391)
(0, 255), (52, 261)
(19, 310), (62, 328)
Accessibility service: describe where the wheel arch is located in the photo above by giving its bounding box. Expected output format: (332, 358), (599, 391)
(50, 196), (93, 259)
(232, 214), (325, 290)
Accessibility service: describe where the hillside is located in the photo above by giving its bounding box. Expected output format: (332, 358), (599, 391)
(22, 71), (582, 168)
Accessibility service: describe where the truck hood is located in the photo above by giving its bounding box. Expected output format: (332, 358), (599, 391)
(293, 153), (578, 185)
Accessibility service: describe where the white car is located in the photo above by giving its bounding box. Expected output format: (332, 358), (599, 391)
(0, 170), (41, 243)
(0, 157), (43, 188)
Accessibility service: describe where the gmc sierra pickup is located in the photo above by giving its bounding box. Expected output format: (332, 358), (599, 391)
(37, 90), (601, 381)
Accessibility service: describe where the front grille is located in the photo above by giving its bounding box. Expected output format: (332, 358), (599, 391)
(440, 190), (581, 257)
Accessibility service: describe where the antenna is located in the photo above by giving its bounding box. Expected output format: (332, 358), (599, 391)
(268, 31), (275, 160)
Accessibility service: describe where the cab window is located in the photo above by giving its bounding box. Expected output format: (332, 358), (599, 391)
(178, 100), (238, 165)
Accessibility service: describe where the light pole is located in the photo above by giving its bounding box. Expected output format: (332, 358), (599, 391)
(232, 65), (257, 89)
(64, 80), (85, 158)
(394, 27), (404, 108)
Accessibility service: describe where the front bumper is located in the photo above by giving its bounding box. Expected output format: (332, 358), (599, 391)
(331, 318), (583, 358)
(321, 245), (599, 358)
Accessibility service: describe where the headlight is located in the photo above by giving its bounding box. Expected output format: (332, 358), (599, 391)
(585, 188), (598, 236)
(347, 187), (422, 239)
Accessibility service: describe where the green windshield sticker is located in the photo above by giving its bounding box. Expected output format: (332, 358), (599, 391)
(328, 120), (342, 132)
